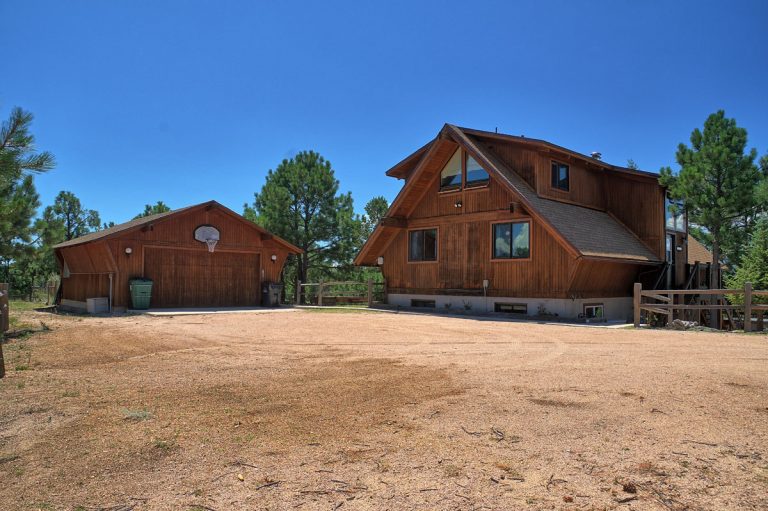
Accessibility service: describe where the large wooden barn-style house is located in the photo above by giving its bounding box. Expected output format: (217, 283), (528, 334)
(356, 124), (707, 321)
(54, 200), (300, 311)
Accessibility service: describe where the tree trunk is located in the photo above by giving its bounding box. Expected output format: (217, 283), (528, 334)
(0, 341), (5, 378)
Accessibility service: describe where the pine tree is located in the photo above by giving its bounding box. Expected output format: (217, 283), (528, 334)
(244, 151), (360, 300)
(660, 111), (762, 280)
(134, 201), (171, 219)
(726, 218), (768, 304)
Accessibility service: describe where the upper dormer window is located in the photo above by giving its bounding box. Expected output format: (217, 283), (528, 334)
(551, 162), (570, 191)
(665, 196), (686, 232)
(465, 155), (489, 187)
(440, 148), (462, 191)
(440, 148), (490, 191)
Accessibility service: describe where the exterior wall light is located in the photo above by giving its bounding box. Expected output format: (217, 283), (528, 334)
(125, 247), (133, 255)
(271, 254), (278, 262)
(377, 256), (384, 266)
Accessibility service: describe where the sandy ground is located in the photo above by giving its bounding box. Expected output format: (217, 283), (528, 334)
(0, 308), (766, 511)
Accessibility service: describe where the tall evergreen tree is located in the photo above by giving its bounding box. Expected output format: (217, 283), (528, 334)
(0, 106), (54, 378)
(39, 191), (101, 242)
(244, 151), (359, 298)
(726, 218), (768, 304)
(0, 107), (54, 270)
(660, 111), (762, 280)
(134, 201), (171, 219)
(360, 196), (389, 238)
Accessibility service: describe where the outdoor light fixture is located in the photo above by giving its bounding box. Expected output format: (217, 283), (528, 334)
(454, 200), (463, 208)
(271, 254), (278, 262)
(377, 256), (384, 266)
(125, 247), (133, 255)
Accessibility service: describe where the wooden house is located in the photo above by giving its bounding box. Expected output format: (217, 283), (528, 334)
(355, 124), (700, 321)
(53, 200), (300, 311)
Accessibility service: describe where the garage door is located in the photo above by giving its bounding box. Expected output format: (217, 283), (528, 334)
(143, 248), (260, 308)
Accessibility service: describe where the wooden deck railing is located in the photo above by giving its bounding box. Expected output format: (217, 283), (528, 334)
(633, 282), (768, 331)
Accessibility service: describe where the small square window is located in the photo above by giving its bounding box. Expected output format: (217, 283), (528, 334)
(411, 299), (436, 308)
(551, 162), (569, 191)
(495, 303), (527, 314)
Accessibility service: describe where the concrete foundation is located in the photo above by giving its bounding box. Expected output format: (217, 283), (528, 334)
(387, 293), (633, 322)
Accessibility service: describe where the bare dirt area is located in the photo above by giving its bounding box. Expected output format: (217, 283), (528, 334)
(1, 309), (766, 510)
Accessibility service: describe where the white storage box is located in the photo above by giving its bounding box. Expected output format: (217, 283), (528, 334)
(86, 297), (110, 314)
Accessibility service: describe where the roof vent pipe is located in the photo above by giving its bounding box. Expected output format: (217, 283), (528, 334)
(591, 151), (602, 160)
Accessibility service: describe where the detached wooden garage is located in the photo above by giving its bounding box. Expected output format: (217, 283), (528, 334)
(53, 201), (301, 311)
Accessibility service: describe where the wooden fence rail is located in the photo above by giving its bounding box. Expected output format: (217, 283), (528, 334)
(633, 282), (768, 331)
(297, 280), (386, 307)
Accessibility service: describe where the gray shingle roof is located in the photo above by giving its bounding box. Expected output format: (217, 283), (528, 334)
(53, 205), (197, 249)
(455, 127), (660, 262)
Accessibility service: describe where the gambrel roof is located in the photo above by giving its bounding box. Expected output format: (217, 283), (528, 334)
(356, 124), (661, 266)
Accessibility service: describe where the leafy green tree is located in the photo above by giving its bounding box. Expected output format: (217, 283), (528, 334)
(360, 196), (389, 238)
(134, 201), (171, 219)
(726, 218), (768, 304)
(660, 111), (762, 278)
(244, 151), (359, 300)
(40, 191), (101, 242)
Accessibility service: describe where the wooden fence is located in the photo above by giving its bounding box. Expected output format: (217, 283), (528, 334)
(296, 280), (386, 307)
(633, 282), (768, 331)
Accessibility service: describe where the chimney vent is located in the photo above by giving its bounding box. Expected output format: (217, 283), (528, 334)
(590, 151), (602, 160)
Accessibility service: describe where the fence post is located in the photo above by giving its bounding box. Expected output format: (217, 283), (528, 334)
(667, 292), (674, 326)
(1, 283), (9, 379)
(744, 282), (752, 332)
(367, 279), (373, 307)
(318, 280), (324, 307)
(296, 280), (302, 305)
(0, 283), (9, 333)
(633, 282), (642, 328)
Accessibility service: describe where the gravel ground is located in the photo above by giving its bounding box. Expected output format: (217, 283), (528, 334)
(0, 308), (766, 510)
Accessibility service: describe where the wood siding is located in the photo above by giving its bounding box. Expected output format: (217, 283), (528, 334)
(57, 205), (294, 309)
(374, 135), (665, 300)
(383, 212), (574, 298)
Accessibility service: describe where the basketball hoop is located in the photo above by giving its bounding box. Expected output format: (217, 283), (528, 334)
(194, 225), (220, 253)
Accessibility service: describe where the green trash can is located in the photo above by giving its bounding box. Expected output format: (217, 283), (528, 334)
(129, 278), (153, 310)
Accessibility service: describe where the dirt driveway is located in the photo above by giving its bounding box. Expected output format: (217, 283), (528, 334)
(1, 309), (766, 510)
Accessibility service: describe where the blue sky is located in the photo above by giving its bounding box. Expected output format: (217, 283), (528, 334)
(2, 0), (766, 224)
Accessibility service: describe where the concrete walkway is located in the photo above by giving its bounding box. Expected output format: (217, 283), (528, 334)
(130, 307), (299, 316)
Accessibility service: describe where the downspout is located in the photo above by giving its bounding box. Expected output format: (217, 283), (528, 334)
(109, 273), (113, 313)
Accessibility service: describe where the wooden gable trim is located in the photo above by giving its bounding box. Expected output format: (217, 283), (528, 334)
(385, 140), (434, 179)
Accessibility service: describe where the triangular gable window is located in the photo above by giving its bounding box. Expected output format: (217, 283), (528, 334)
(466, 155), (489, 187)
(439, 148), (490, 191)
(440, 148), (462, 191)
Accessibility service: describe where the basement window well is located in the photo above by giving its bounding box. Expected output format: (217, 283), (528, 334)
(494, 303), (528, 314)
(411, 299), (436, 308)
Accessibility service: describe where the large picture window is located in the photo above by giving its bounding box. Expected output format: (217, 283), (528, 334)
(465, 155), (489, 187)
(551, 162), (570, 191)
(408, 228), (437, 262)
(493, 222), (530, 259)
(440, 148), (462, 191)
